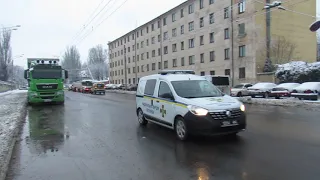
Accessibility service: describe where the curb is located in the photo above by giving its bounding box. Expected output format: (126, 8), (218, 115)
(0, 99), (27, 180)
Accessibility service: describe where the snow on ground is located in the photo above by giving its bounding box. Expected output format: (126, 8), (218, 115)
(106, 89), (136, 95)
(0, 89), (27, 97)
(0, 92), (27, 179)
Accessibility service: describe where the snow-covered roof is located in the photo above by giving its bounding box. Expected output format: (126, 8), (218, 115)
(294, 82), (320, 90)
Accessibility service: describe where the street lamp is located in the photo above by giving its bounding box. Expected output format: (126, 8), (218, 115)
(1, 25), (21, 30)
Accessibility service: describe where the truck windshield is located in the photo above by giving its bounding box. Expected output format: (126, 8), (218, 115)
(32, 70), (62, 79)
(171, 80), (222, 98)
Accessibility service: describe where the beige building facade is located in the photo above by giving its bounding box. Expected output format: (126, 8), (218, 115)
(108, 0), (317, 85)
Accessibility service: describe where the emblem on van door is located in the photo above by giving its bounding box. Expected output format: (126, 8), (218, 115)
(226, 111), (231, 117)
(160, 105), (166, 117)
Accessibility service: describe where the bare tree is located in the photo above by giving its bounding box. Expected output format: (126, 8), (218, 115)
(61, 46), (82, 83)
(87, 44), (108, 80)
(317, 34), (320, 62)
(271, 36), (297, 65)
(0, 29), (12, 81)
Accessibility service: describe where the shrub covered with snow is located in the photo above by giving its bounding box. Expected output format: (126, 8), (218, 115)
(275, 61), (320, 83)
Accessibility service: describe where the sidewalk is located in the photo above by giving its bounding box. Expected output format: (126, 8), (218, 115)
(0, 91), (27, 180)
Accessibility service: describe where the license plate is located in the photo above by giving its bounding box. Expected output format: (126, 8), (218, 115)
(221, 120), (238, 127)
(43, 99), (52, 102)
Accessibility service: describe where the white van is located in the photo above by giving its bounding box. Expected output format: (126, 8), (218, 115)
(136, 70), (246, 141)
(204, 75), (231, 95)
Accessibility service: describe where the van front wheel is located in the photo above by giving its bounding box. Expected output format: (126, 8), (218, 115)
(137, 109), (148, 126)
(175, 117), (188, 141)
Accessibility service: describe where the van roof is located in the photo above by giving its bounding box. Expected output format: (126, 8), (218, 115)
(140, 73), (206, 82)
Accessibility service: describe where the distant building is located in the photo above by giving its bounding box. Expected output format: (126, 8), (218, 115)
(108, 0), (317, 85)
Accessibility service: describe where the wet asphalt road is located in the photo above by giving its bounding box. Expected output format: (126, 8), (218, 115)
(5, 91), (320, 180)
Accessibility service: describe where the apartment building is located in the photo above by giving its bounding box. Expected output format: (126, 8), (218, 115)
(108, 0), (317, 85)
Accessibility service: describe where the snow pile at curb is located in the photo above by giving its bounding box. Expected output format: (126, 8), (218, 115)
(0, 89), (27, 97)
(236, 96), (320, 107)
(105, 90), (136, 95)
(0, 93), (27, 180)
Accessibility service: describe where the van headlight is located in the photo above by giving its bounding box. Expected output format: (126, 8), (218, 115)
(187, 105), (208, 116)
(240, 104), (245, 112)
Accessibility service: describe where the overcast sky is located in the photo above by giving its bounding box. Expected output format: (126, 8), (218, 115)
(0, 0), (319, 69)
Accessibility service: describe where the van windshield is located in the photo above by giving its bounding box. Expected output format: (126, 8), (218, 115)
(171, 80), (223, 98)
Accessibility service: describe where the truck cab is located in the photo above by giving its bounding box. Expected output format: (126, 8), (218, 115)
(24, 58), (68, 104)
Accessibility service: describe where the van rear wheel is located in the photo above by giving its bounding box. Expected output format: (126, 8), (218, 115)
(137, 109), (148, 126)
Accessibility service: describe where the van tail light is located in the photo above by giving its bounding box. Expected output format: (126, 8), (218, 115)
(304, 89), (313, 93)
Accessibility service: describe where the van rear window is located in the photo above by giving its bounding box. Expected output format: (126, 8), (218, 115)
(144, 79), (157, 96)
(211, 77), (229, 86)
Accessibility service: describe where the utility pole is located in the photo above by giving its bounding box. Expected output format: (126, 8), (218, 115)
(266, 0), (271, 62)
(124, 45), (127, 90)
(230, 0), (235, 87)
(159, 18), (163, 70)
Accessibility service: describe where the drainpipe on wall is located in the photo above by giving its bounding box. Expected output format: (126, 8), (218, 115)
(230, 0), (235, 86)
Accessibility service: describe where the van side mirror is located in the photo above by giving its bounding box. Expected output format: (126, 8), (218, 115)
(161, 93), (174, 100)
(65, 70), (69, 79)
(24, 70), (28, 79)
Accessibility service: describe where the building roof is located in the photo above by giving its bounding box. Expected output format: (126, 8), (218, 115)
(107, 0), (191, 46)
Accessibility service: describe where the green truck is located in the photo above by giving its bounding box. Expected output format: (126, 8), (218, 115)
(24, 58), (68, 105)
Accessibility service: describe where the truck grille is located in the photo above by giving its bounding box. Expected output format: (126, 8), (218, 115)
(36, 84), (58, 90)
(209, 108), (242, 120)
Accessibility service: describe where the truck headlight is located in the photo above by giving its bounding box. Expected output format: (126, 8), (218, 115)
(187, 105), (208, 116)
(57, 91), (64, 95)
(240, 104), (245, 112)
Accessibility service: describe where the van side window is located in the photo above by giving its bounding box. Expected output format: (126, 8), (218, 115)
(158, 81), (173, 99)
(144, 79), (157, 95)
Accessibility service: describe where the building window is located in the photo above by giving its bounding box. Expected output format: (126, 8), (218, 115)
(181, 41), (184, 50)
(147, 52), (149, 59)
(152, 63), (156, 70)
(210, 32), (214, 43)
(189, 55), (195, 65)
(146, 64), (149, 71)
(132, 34), (134, 40)
(152, 23), (154, 31)
(152, 37), (155, 44)
(128, 57), (130, 63)
(121, 69), (123, 75)
(199, 0), (204, 9)
(146, 27), (149, 33)
(239, 0), (246, 13)
(210, 51), (215, 61)
(163, 17), (167, 26)
(200, 53), (204, 63)
(137, 31), (139, 38)
(172, 44), (177, 52)
(181, 57), (185, 66)
(152, 50), (155, 57)
(239, 67), (245, 79)
(164, 61), (168, 69)
(210, 70), (215, 75)
(141, 65), (144, 72)
(158, 35), (161, 42)
(137, 55), (139, 61)
(146, 39), (149, 46)
(188, 21), (194, 31)
(128, 47), (130, 52)
(224, 28), (229, 39)
(128, 67), (131, 73)
(141, 41), (144, 48)
(172, 13), (176, 22)
(141, 53), (144, 60)
(224, 48), (230, 59)
(224, 7), (229, 18)
(188, 38), (194, 48)
(133, 78), (136, 84)
(140, 29), (143, 36)
(188, 3), (194, 14)
(172, 59), (177, 67)
(180, 8), (184, 17)
(133, 56), (136, 62)
(200, 71), (205, 76)
(137, 66), (139, 72)
(209, 0), (214, 5)
(209, 13), (214, 24)
(158, 20), (161, 28)
(238, 23), (246, 36)
(128, 79), (131, 84)
(225, 69), (230, 76)
(164, 46), (168, 54)
(158, 48), (161, 56)
(200, 17), (204, 27)
(200, 35), (204, 45)
(163, 32), (168, 40)
(133, 67), (136, 73)
(137, 43), (139, 49)
(239, 45), (246, 57)
(180, 25), (184, 34)
(172, 28), (177, 37)
(158, 62), (162, 69)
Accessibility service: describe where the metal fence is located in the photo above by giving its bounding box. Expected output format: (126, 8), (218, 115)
(0, 80), (15, 93)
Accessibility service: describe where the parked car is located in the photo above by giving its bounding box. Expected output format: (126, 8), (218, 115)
(247, 82), (277, 98)
(230, 83), (253, 97)
(270, 83), (300, 99)
(291, 82), (320, 101)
